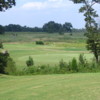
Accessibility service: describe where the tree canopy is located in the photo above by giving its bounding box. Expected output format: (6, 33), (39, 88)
(43, 21), (73, 33)
(0, 0), (15, 11)
(71, 0), (100, 3)
(4, 21), (73, 33)
(71, 0), (100, 62)
(0, 25), (5, 34)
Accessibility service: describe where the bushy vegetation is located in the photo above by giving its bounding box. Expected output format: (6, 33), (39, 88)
(36, 41), (44, 45)
(13, 54), (100, 75)
(0, 42), (3, 49)
(26, 56), (34, 67)
(0, 25), (5, 34)
(5, 57), (16, 75)
(0, 51), (16, 74)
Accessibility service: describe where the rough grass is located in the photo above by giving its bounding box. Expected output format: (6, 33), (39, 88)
(0, 32), (85, 42)
(0, 73), (100, 100)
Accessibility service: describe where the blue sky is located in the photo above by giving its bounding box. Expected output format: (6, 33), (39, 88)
(0, 0), (100, 28)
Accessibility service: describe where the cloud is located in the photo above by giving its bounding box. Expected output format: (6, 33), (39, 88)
(21, 0), (74, 10)
(22, 2), (46, 9)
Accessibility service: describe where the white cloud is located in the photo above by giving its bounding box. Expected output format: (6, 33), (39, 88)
(21, 0), (74, 10)
(22, 2), (47, 9)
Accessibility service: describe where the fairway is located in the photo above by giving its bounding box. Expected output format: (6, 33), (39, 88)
(0, 0), (100, 100)
(0, 73), (100, 100)
(3, 42), (93, 69)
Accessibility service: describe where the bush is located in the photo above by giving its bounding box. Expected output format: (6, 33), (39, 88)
(59, 59), (66, 70)
(26, 56), (34, 67)
(5, 57), (16, 75)
(79, 53), (86, 67)
(0, 42), (3, 49)
(0, 51), (9, 74)
(36, 41), (44, 45)
(71, 58), (78, 72)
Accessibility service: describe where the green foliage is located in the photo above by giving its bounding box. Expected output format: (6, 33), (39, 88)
(72, 0), (100, 63)
(0, 42), (3, 49)
(43, 21), (73, 33)
(59, 59), (67, 73)
(5, 57), (16, 75)
(79, 53), (86, 66)
(26, 56), (34, 67)
(36, 41), (44, 45)
(63, 22), (73, 32)
(71, 58), (78, 72)
(0, 51), (9, 74)
(0, 49), (16, 75)
(0, 0), (15, 11)
(0, 25), (5, 34)
(86, 35), (100, 62)
(71, 0), (100, 4)
(9, 53), (100, 75)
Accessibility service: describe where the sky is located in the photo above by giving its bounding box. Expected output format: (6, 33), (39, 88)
(0, 0), (100, 28)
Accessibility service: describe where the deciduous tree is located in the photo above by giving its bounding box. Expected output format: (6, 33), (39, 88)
(0, 0), (15, 11)
(71, 0), (100, 62)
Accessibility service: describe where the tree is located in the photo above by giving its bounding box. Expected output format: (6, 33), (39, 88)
(0, 0), (15, 11)
(43, 21), (73, 34)
(0, 25), (5, 34)
(5, 24), (22, 32)
(0, 0), (16, 74)
(71, 0), (100, 63)
(43, 21), (62, 33)
(63, 22), (73, 33)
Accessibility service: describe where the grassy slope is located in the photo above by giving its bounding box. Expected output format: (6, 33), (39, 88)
(0, 73), (100, 100)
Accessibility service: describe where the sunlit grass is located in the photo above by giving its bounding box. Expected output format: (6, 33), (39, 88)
(0, 73), (100, 100)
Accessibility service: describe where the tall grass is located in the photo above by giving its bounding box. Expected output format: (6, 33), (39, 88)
(0, 32), (86, 42)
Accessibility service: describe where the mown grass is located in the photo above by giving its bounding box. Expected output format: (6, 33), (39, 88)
(0, 73), (100, 100)
(3, 42), (93, 70)
(0, 32), (99, 100)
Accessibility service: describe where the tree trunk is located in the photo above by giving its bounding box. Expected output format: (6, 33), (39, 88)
(94, 51), (98, 63)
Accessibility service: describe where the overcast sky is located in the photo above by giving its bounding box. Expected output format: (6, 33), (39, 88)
(0, 0), (100, 28)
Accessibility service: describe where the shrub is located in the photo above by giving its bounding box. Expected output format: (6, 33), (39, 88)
(59, 59), (66, 70)
(0, 51), (9, 74)
(36, 41), (44, 45)
(79, 53), (86, 67)
(71, 58), (78, 72)
(26, 56), (34, 67)
(0, 42), (3, 49)
(5, 57), (16, 75)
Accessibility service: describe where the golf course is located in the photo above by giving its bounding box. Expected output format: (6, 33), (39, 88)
(0, 73), (100, 100)
(0, 0), (100, 99)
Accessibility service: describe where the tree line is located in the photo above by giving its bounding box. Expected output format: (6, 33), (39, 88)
(0, 22), (87, 34)
(0, 21), (73, 34)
